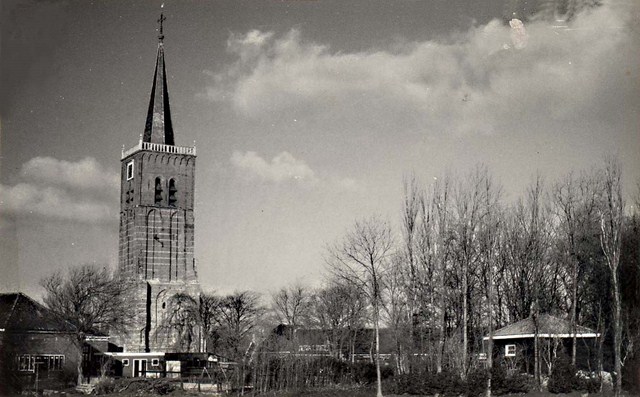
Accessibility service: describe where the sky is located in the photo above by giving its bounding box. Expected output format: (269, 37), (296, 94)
(1, 0), (638, 300)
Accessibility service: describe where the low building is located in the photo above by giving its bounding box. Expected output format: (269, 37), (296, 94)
(268, 324), (395, 364)
(0, 292), (79, 394)
(102, 351), (166, 377)
(483, 314), (600, 374)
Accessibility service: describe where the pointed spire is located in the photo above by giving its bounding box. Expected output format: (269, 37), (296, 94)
(143, 10), (174, 146)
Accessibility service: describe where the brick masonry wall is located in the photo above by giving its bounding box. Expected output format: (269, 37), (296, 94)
(0, 332), (79, 391)
(117, 149), (200, 353)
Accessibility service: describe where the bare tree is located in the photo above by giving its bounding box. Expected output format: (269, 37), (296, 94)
(402, 174), (422, 371)
(327, 216), (394, 397)
(552, 170), (601, 365)
(161, 292), (221, 352)
(216, 291), (265, 361)
(310, 280), (367, 360)
(41, 264), (134, 384)
(426, 175), (452, 374)
(271, 284), (312, 336)
(450, 167), (492, 378)
(475, 172), (502, 397)
(383, 252), (411, 374)
(501, 175), (556, 389)
(598, 159), (624, 396)
(162, 293), (200, 351)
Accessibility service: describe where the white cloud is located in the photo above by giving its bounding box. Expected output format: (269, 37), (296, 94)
(0, 157), (118, 224)
(206, 3), (639, 138)
(20, 156), (119, 193)
(230, 151), (361, 191)
(231, 151), (317, 184)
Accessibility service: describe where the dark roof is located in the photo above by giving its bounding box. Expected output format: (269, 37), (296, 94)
(487, 314), (598, 340)
(143, 42), (174, 145)
(0, 292), (76, 333)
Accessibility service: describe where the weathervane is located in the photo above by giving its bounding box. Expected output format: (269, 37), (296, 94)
(157, 6), (166, 42)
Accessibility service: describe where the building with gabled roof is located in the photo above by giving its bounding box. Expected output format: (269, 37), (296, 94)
(483, 314), (600, 374)
(486, 314), (599, 340)
(0, 292), (79, 393)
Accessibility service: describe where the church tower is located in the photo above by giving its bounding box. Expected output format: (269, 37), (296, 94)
(118, 14), (200, 352)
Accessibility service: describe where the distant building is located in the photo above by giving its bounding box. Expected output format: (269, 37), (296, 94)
(483, 313), (600, 374)
(0, 292), (78, 393)
(268, 324), (396, 364)
(117, 13), (200, 355)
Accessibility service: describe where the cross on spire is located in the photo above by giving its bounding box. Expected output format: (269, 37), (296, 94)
(157, 12), (166, 41)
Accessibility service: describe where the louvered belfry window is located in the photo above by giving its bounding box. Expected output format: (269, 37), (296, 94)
(154, 177), (163, 205)
(168, 179), (177, 207)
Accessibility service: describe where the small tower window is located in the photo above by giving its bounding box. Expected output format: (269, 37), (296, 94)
(126, 160), (134, 180)
(168, 179), (177, 207)
(154, 177), (163, 205)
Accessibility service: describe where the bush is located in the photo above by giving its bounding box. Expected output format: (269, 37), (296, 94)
(387, 365), (531, 397)
(385, 371), (423, 395)
(93, 377), (117, 395)
(93, 377), (176, 395)
(484, 362), (530, 396)
(430, 370), (465, 396)
(465, 369), (489, 397)
(152, 379), (176, 395)
(547, 355), (577, 393)
(351, 362), (393, 385)
(575, 371), (602, 393)
(503, 373), (532, 394)
(386, 370), (460, 395)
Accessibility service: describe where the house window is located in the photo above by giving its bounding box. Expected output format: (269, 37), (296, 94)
(36, 355), (64, 371)
(54, 355), (65, 370)
(17, 354), (64, 371)
(18, 355), (34, 372)
(154, 177), (163, 205)
(122, 359), (129, 367)
(505, 344), (516, 357)
(126, 160), (134, 180)
(152, 358), (160, 366)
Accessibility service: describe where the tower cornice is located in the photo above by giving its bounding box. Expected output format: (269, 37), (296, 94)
(121, 141), (196, 160)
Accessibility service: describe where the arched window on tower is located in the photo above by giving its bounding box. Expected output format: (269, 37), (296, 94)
(154, 177), (163, 205)
(168, 179), (177, 207)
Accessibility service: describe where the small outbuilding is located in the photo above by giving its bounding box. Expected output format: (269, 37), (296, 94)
(483, 314), (600, 375)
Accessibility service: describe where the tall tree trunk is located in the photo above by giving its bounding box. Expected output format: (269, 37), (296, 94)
(437, 267), (445, 373)
(462, 261), (468, 379)
(76, 335), (84, 385)
(611, 270), (622, 396)
(571, 259), (578, 366)
(533, 312), (541, 391)
(597, 304), (605, 393)
(486, 301), (493, 396)
(486, 249), (494, 397)
(375, 299), (383, 397)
